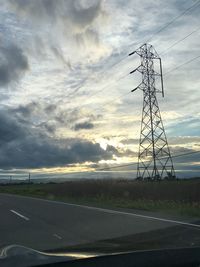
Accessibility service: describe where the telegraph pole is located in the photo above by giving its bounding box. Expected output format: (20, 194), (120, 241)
(129, 43), (175, 180)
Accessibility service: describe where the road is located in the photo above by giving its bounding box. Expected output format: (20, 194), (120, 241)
(0, 193), (200, 251)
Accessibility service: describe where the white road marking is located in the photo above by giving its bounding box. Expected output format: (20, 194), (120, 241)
(10, 209), (29, 221)
(62, 203), (200, 229)
(4, 194), (200, 229)
(53, 233), (62, 240)
(34, 199), (200, 229)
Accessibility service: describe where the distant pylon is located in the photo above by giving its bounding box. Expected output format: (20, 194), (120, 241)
(129, 43), (175, 180)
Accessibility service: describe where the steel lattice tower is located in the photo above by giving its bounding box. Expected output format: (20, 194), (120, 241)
(129, 44), (175, 180)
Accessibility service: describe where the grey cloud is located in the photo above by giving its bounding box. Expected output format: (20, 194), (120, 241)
(0, 112), (25, 145)
(0, 44), (29, 86)
(0, 108), (112, 169)
(55, 107), (100, 129)
(74, 121), (94, 131)
(167, 117), (200, 136)
(6, 0), (105, 63)
(0, 136), (111, 169)
(168, 136), (200, 145)
(75, 28), (100, 47)
(106, 145), (138, 158)
(106, 145), (119, 155)
(37, 122), (56, 134)
(168, 146), (200, 167)
(8, 0), (102, 27)
(44, 104), (57, 114)
(170, 146), (196, 155)
(12, 102), (57, 125)
(120, 138), (139, 145)
(13, 102), (38, 118)
(120, 149), (138, 157)
(50, 46), (72, 69)
(11, 102), (99, 133)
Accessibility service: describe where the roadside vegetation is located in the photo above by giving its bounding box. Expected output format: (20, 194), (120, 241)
(0, 178), (200, 218)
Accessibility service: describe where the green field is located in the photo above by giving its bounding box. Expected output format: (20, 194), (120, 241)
(1, 179), (200, 217)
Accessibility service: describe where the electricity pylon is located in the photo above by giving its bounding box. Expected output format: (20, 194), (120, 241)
(129, 43), (175, 180)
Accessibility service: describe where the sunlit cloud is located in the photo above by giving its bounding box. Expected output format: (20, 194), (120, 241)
(0, 0), (199, 178)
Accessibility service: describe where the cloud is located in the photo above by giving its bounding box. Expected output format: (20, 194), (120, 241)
(12, 102), (38, 117)
(167, 116), (200, 136)
(10, 101), (101, 136)
(0, 0), (199, 177)
(0, 43), (29, 86)
(0, 112), (25, 145)
(6, 0), (107, 63)
(168, 136), (200, 145)
(0, 108), (113, 169)
(168, 146), (200, 175)
(7, 0), (102, 27)
(74, 121), (94, 131)
(120, 138), (139, 145)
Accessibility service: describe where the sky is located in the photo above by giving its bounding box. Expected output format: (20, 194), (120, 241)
(0, 0), (199, 179)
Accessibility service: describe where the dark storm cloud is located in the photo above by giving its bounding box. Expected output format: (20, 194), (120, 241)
(0, 136), (112, 169)
(74, 121), (94, 131)
(0, 108), (112, 169)
(0, 111), (25, 145)
(0, 44), (29, 86)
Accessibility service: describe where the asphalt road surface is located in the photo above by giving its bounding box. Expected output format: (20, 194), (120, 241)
(0, 193), (200, 251)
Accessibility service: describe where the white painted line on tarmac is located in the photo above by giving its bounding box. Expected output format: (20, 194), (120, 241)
(53, 233), (62, 240)
(32, 198), (200, 229)
(59, 203), (200, 229)
(5, 194), (200, 229)
(10, 209), (29, 221)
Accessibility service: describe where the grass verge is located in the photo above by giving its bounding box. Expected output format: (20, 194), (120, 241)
(0, 181), (200, 218)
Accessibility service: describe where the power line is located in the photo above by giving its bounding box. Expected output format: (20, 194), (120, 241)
(88, 51), (200, 106)
(65, 69), (129, 104)
(43, 3), (200, 144)
(160, 25), (200, 55)
(97, 150), (200, 171)
(164, 54), (200, 76)
(62, 53), (199, 117)
(67, 74), (129, 114)
(145, 0), (200, 44)
(67, 37), (200, 111)
(83, 73), (129, 103)
(80, 91), (131, 115)
(122, 1), (200, 61)
(61, 47), (200, 121)
(92, 52), (200, 125)
(64, 1), (200, 102)
(58, 150), (200, 175)
(41, 75), (130, 126)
